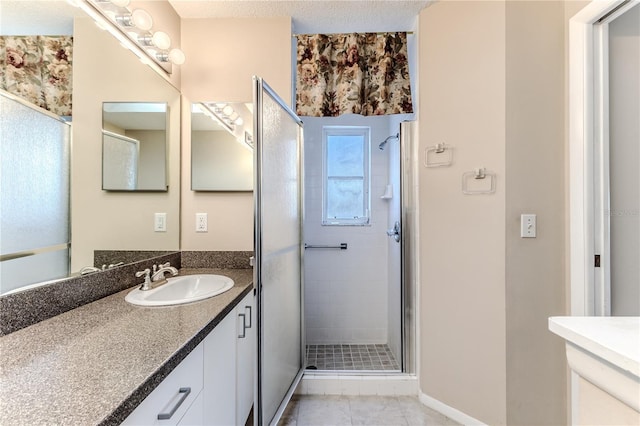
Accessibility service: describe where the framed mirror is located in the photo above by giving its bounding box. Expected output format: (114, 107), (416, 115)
(191, 102), (253, 191)
(102, 102), (168, 191)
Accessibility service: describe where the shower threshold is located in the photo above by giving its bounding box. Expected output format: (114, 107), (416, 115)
(305, 344), (400, 372)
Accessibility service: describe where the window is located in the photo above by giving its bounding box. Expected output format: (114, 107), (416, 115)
(322, 126), (370, 225)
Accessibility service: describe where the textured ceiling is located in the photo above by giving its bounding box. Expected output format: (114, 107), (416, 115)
(169, 0), (432, 34)
(0, 1), (432, 36)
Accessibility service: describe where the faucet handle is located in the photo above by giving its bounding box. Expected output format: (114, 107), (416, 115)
(136, 268), (151, 282)
(136, 268), (152, 290)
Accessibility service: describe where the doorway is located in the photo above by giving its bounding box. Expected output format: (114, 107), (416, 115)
(569, 0), (640, 316)
(302, 113), (415, 373)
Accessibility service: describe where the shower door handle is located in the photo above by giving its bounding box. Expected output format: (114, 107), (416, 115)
(386, 221), (401, 243)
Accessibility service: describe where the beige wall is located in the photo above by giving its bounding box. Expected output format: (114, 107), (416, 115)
(504, 2), (566, 425)
(419, 1), (571, 424)
(418, 2), (507, 424)
(180, 17), (291, 103)
(180, 17), (291, 251)
(71, 18), (181, 270)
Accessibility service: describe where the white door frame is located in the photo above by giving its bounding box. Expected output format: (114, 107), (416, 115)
(569, 0), (638, 316)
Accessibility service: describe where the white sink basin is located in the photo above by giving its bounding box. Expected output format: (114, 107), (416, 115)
(125, 274), (234, 307)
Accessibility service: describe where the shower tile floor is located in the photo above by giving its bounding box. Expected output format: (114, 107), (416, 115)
(305, 344), (400, 371)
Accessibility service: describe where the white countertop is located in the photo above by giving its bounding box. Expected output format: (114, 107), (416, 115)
(549, 316), (640, 378)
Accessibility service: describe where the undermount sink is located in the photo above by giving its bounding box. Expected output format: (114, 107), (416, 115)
(125, 274), (234, 307)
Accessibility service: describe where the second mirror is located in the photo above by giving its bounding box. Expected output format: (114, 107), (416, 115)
(191, 102), (253, 191)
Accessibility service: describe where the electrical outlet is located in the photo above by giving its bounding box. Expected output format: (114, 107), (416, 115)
(196, 213), (208, 232)
(521, 214), (536, 238)
(154, 213), (167, 232)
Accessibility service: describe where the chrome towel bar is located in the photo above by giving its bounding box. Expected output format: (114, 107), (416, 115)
(304, 243), (348, 250)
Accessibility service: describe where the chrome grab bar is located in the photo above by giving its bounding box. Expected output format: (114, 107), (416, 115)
(304, 243), (348, 250)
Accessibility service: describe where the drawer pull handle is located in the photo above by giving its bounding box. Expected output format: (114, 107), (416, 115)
(238, 313), (246, 338)
(157, 387), (191, 420)
(245, 305), (252, 328)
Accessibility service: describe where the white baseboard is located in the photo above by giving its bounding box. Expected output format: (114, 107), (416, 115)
(297, 374), (419, 396)
(418, 391), (487, 426)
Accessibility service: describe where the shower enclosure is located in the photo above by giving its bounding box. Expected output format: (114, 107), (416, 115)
(253, 78), (305, 425)
(302, 115), (416, 374)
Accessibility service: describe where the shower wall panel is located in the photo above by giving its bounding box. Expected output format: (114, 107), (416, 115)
(303, 115), (391, 345)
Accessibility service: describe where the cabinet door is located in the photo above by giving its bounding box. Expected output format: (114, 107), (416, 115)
(236, 291), (255, 424)
(203, 308), (237, 425)
(122, 344), (204, 426)
(177, 390), (203, 426)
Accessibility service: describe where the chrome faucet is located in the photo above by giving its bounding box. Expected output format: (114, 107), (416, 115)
(80, 265), (103, 275)
(151, 262), (179, 283)
(135, 268), (152, 291)
(80, 262), (124, 275)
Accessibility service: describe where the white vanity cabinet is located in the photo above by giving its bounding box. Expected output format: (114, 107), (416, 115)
(203, 291), (255, 425)
(121, 343), (204, 426)
(121, 290), (255, 426)
(235, 291), (256, 424)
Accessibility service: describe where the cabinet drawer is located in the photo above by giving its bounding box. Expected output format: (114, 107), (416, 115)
(122, 344), (204, 426)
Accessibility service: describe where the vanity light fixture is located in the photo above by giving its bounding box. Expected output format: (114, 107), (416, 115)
(76, 0), (186, 76)
(152, 31), (171, 50)
(199, 103), (235, 133)
(114, 9), (152, 31)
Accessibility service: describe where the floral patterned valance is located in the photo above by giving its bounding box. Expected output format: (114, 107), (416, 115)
(296, 32), (413, 117)
(0, 36), (73, 117)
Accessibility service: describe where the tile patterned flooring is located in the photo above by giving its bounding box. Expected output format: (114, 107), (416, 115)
(305, 344), (400, 371)
(278, 395), (461, 426)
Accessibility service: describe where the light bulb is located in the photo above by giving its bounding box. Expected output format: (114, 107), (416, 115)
(152, 31), (171, 50)
(131, 9), (153, 31)
(109, 0), (130, 7)
(168, 48), (186, 65)
(222, 105), (234, 116)
(235, 117), (244, 126)
(229, 112), (239, 121)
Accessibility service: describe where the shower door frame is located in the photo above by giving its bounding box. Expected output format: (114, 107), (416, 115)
(399, 120), (417, 375)
(254, 77), (305, 426)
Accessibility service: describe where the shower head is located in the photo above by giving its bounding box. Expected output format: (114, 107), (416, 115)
(378, 133), (399, 150)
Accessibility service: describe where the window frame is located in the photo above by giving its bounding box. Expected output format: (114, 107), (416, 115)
(321, 126), (371, 226)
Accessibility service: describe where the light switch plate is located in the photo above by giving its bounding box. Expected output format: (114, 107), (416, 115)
(521, 214), (536, 238)
(154, 213), (166, 232)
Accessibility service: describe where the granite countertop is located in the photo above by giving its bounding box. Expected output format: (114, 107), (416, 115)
(0, 268), (253, 426)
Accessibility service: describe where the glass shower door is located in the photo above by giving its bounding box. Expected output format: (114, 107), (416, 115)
(253, 77), (305, 425)
(0, 92), (71, 294)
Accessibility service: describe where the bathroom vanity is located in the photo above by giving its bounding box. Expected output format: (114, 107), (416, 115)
(549, 316), (640, 425)
(0, 268), (253, 425)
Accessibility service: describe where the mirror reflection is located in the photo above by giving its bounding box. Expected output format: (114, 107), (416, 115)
(102, 102), (168, 191)
(191, 102), (253, 191)
(0, 2), (180, 295)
